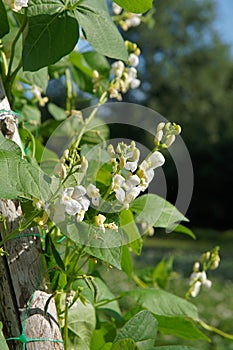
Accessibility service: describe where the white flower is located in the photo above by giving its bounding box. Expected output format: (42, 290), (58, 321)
(154, 130), (163, 143)
(87, 184), (100, 206)
(116, 141), (140, 172)
(190, 280), (202, 298)
(130, 78), (141, 89)
(112, 174), (141, 209)
(128, 53), (139, 67)
(125, 15), (141, 28)
(138, 151), (165, 190)
(111, 61), (125, 78)
(95, 214), (106, 232)
(54, 162), (67, 179)
(157, 122), (166, 132)
(4, 0), (28, 11)
(77, 210), (85, 223)
(80, 157), (88, 173)
(189, 271), (212, 297)
(112, 2), (122, 15)
(164, 134), (176, 148)
(61, 186), (90, 216)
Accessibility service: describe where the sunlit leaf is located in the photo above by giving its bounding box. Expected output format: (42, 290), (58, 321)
(114, 310), (158, 348)
(130, 194), (188, 229)
(113, 0), (153, 14)
(23, 13), (79, 71)
(75, 1), (127, 60)
(68, 299), (96, 350)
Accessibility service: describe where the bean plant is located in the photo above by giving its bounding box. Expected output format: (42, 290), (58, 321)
(0, 1), (232, 349)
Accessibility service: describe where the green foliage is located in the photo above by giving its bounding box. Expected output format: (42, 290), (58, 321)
(113, 310), (158, 348)
(0, 141), (51, 201)
(0, 0), (9, 38)
(68, 300), (96, 350)
(0, 0), (231, 349)
(23, 13), (79, 71)
(0, 322), (9, 350)
(113, 0), (153, 14)
(130, 194), (188, 229)
(75, 1), (128, 60)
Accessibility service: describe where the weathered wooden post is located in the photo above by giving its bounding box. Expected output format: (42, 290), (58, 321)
(0, 76), (64, 349)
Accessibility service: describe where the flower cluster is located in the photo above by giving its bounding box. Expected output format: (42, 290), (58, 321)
(108, 42), (141, 101)
(112, 2), (142, 31)
(108, 140), (165, 209)
(4, 0), (28, 11)
(52, 184), (100, 223)
(187, 247), (220, 298)
(92, 40), (141, 100)
(154, 122), (182, 148)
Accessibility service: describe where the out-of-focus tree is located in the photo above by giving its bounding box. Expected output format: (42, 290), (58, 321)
(127, 0), (233, 229)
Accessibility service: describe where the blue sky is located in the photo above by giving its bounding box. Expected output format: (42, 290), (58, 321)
(215, 0), (233, 52)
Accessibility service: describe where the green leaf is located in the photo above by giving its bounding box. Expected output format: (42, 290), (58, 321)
(0, 132), (22, 156)
(69, 50), (110, 93)
(0, 322), (9, 350)
(121, 245), (133, 277)
(0, 149), (51, 201)
(68, 299), (96, 350)
(91, 323), (115, 350)
(111, 338), (136, 350)
(113, 0), (153, 14)
(126, 289), (199, 320)
(18, 67), (48, 91)
(130, 194), (188, 229)
(94, 277), (121, 315)
(172, 224), (196, 239)
(156, 315), (209, 341)
(152, 257), (174, 289)
(114, 310), (158, 349)
(26, 0), (64, 16)
(154, 347), (199, 350)
(48, 103), (66, 121)
(0, 0), (9, 38)
(59, 222), (123, 269)
(81, 117), (110, 145)
(120, 209), (142, 252)
(48, 236), (65, 271)
(23, 13), (79, 71)
(75, 2), (128, 60)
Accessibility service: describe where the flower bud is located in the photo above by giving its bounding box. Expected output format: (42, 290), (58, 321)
(92, 70), (99, 79)
(164, 134), (176, 148)
(156, 122), (165, 132)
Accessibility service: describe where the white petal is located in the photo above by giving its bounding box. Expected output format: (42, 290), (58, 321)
(190, 281), (202, 297)
(112, 174), (125, 188)
(80, 196), (90, 211)
(125, 175), (140, 189)
(72, 185), (86, 199)
(115, 187), (125, 203)
(147, 151), (165, 169)
(65, 199), (81, 216)
(125, 161), (138, 172)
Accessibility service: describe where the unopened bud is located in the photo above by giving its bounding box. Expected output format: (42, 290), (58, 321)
(193, 262), (200, 272)
(156, 122), (165, 132)
(92, 70), (99, 79)
(164, 134), (175, 148)
(154, 130), (163, 143)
